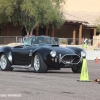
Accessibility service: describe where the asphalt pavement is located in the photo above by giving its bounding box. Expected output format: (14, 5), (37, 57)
(0, 61), (100, 100)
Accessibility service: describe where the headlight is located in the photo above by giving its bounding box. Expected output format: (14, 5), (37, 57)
(50, 51), (56, 57)
(81, 50), (86, 57)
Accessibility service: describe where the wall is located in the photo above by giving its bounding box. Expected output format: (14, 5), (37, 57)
(93, 35), (100, 46)
(54, 24), (80, 38)
(1, 24), (22, 36)
(82, 28), (90, 38)
(54, 24), (91, 39)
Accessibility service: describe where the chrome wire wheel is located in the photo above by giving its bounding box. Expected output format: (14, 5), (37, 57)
(33, 53), (47, 73)
(0, 55), (7, 70)
(34, 55), (40, 71)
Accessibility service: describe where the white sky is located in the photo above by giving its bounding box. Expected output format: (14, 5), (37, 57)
(63, 0), (100, 12)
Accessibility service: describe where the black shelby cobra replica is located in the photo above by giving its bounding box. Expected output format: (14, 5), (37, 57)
(0, 36), (86, 73)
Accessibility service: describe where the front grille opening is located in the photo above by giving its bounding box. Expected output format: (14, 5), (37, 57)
(62, 55), (80, 64)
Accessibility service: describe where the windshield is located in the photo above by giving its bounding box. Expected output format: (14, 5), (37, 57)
(23, 36), (57, 46)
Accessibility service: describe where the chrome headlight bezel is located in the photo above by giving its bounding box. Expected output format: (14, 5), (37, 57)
(50, 51), (56, 57)
(81, 50), (86, 57)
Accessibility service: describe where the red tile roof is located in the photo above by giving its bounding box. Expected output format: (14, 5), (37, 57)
(64, 11), (100, 26)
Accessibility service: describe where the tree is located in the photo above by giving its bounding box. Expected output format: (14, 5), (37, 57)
(96, 25), (100, 33)
(0, 0), (65, 35)
(95, 17), (100, 33)
(51, 0), (65, 7)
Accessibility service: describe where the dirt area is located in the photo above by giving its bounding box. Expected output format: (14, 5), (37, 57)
(6, 43), (23, 47)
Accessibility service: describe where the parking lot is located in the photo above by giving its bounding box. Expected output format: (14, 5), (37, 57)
(0, 60), (99, 100)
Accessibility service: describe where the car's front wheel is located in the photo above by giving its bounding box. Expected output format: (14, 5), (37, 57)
(0, 54), (13, 71)
(71, 63), (82, 73)
(33, 53), (47, 73)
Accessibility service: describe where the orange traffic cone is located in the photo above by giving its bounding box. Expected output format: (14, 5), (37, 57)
(95, 57), (99, 64)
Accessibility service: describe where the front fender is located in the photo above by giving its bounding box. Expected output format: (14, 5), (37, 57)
(67, 46), (86, 58)
(33, 47), (51, 59)
(67, 46), (83, 54)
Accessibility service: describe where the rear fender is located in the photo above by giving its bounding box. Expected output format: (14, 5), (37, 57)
(0, 46), (13, 64)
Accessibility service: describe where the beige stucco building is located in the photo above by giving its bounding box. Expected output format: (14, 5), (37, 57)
(0, 0), (100, 45)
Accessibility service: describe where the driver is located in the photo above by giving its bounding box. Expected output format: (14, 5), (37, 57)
(23, 37), (29, 45)
(38, 39), (43, 43)
(37, 37), (44, 43)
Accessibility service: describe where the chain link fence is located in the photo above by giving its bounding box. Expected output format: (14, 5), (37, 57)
(0, 36), (95, 46)
(54, 38), (79, 45)
(0, 36), (23, 45)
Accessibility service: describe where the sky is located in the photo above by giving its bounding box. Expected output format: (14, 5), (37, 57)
(63, 0), (100, 12)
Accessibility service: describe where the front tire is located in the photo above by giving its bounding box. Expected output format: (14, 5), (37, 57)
(0, 54), (13, 71)
(71, 63), (82, 73)
(33, 53), (47, 73)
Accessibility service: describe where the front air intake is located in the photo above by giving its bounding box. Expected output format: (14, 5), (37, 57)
(61, 54), (80, 64)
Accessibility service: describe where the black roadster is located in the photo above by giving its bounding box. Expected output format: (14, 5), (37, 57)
(0, 36), (86, 73)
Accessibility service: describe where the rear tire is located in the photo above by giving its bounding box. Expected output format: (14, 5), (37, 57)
(0, 54), (13, 71)
(33, 53), (47, 73)
(71, 63), (82, 73)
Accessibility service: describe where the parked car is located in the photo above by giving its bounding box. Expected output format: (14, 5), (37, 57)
(0, 36), (86, 73)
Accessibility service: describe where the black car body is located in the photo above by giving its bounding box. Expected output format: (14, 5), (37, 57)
(0, 36), (86, 73)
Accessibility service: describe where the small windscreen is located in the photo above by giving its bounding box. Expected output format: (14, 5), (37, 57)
(23, 36), (57, 46)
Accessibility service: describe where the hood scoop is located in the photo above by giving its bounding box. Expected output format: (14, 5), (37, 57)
(51, 45), (59, 47)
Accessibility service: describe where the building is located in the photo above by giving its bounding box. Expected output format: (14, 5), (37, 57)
(0, 0), (100, 45)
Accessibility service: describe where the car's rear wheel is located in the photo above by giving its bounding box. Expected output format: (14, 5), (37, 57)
(33, 53), (47, 73)
(71, 63), (82, 73)
(0, 54), (13, 71)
